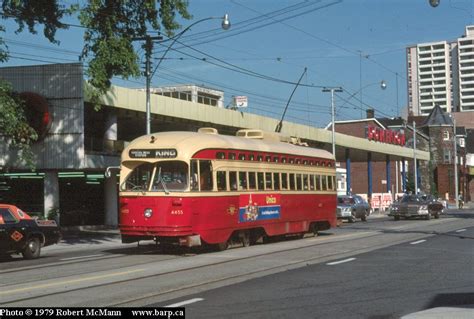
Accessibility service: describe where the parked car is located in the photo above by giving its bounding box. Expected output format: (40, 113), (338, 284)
(0, 204), (61, 259)
(388, 194), (443, 221)
(337, 195), (370, 222)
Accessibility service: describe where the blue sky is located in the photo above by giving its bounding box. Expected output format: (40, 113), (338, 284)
(2, 0), (473, 128)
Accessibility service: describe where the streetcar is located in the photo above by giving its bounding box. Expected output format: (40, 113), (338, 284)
(118, 128), (337, 250)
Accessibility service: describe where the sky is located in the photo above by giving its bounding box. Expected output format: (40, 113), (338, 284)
(2, 0), (474, 129)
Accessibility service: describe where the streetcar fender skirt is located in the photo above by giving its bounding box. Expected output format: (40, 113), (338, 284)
(121, 235), (152, 243)
(179, 235), (201, 247)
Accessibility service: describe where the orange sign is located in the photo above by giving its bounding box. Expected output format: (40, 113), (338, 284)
(11, 231), (24, 242)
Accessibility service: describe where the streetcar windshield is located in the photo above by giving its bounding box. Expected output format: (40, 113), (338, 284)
(121, 162), (154, 192)
(151, 161), (188, 191)
(121, 161), (188, 192)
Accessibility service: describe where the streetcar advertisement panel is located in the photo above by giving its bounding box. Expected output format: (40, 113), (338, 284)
(239, 194), (281, 222)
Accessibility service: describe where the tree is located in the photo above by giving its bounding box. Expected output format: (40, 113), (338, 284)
(0, 0), (191, 167)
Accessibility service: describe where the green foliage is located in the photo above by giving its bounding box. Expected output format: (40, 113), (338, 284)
(0, 1), (191, 165)
(0, 81), (38, 169)
(79, 0), (191, 96)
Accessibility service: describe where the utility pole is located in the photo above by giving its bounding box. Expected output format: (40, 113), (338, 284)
(413, 121), (418, 195)
(453, 117), (459, 209)
(132, 35), (163, 135)
(322, 87), (343, 159)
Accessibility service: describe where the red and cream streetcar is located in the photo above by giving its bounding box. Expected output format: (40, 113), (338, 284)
(119, 128), (337, 249)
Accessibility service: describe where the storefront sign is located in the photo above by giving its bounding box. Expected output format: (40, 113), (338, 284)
(367, 125), (405, 146)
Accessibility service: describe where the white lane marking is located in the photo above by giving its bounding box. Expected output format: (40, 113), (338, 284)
(455, 229), (467, 233)
(165, 298), (204, 308)
(60, 254), (105, 261)
(326, 258), (356, 266)
(410, 240), (426, 245)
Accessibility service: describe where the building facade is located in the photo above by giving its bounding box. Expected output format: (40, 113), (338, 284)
(407, 25), (474, 115)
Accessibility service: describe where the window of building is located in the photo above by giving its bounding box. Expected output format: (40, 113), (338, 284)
(443, 149), (451, 163)
(443, 130), (450, 140)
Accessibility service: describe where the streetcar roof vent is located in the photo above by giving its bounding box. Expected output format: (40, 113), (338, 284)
(237, 129), (285, 142)
(289, 136), (309, 146)
(198, 127), (219, 134)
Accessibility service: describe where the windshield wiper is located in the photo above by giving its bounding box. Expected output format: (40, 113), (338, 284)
(157, 167), (170, 195)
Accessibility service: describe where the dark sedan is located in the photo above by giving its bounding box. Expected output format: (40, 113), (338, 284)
(388, 194), (443, 221)
(337, 195), (370, 222)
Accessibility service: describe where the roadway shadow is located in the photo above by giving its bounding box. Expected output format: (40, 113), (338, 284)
(425, 292), (474, 309)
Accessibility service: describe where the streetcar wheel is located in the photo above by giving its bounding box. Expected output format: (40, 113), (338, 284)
(426, 213), (431, 220)
(394, 215), (400, 221)
(361, 211), (368, 222)
(434, 213), (440, 219)
(216, 241), (228, 251)
(241, 231), (250, 247)
(22, 237), (41, 259)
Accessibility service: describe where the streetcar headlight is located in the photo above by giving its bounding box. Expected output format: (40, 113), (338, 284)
(144, 208), (153, 218)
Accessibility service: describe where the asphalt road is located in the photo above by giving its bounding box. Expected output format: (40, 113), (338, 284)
(150, 223), (474, 318)
(1, 210), (473, 319)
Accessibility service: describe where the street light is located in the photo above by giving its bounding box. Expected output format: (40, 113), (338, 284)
(322, 87), (343, 159)
(138, 14), (231, 135)
(340, 80), (387, 114)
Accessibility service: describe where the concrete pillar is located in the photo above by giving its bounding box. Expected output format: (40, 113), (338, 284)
(345, 148), (351, 195)
(386, 155), (391, 193)
(104, 171), (118, 226)
(44, 171), (59, 219)
(367, 152), (372, 196)
(104, 109), (118, 226)
(105, 110), (117, 140)
(402, 158), (406, 192)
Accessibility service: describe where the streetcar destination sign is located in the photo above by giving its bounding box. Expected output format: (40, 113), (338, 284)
(129, 149), (177, 158)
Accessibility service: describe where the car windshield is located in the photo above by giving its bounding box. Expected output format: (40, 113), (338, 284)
(121, 161), (188, 192)
(400, 195), (421, 203)
(338, 197), (354, 205)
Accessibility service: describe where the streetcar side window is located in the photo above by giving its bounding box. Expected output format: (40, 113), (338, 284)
(248, 172), (257, 190)
(229, 171), (238, 191)
(289, 173), (295, 190)
(309, 174), (315, 190)
(239, 171), (248, 190)
(265, 172), (272, 190)
(322, 175), (327, 191)
(257, 172), (264, 190)
(281, 173), (288, 190)
(296, 174), (302, 190)
(217, 171), (227, 191)
(273, 172), (281, 190)
(316, 175), (321, 191)
(327, 175), (333, 191)
(303, 174), (309, 190)
(199, 160), (213, 191)
(190, 160), (199, 191)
